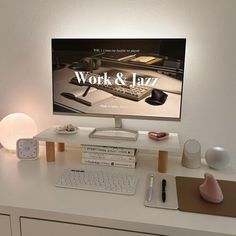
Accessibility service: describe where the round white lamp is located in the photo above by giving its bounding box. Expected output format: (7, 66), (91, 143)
(0, 113), (37, 151)
(205, 147), (230, 170)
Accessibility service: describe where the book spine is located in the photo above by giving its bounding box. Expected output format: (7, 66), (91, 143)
(81, 145), (136, 156)
(81, 152), (136, 162)
(81, 158), (136, 169)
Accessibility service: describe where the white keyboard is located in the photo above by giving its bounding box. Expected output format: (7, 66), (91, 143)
(56, 169), (138, 195)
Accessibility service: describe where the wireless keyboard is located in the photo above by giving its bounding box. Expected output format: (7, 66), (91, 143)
(56, 169), (138, 195)
(70, 76), (152, 101)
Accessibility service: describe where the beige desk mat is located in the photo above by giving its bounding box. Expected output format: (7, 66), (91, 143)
(176, 176), (236, 217)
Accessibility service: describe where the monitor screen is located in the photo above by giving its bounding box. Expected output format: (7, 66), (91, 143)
(52, 38), (186, 120)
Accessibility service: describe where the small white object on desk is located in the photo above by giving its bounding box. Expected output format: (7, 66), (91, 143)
(182, 139), (201, 169)
(55, 124), (78, 134)
(205, 146), (230, 170)
(146, 174), (154, 202)
(16, 138), (39, 160)
(144, 173), (178, 209)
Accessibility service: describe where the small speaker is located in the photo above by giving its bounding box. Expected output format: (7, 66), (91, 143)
(16, 138), (39, 160)
(205, 147), (230, 169)
(182, 139), (201, 169)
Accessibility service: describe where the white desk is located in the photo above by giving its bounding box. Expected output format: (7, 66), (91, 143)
(0, 147), (236, 236)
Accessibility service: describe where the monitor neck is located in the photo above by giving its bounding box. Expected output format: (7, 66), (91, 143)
(88, 116), (138, 141)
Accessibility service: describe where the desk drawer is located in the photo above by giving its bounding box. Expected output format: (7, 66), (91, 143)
(21, 217), (162, 236)
(0, 214), (11, 236)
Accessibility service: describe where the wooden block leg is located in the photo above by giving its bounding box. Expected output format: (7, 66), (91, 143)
(57, 143), (65, 152)
(46, 142), (55, 162)
(158, 150), (168, 173)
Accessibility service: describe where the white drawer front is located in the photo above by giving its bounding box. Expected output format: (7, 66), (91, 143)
(21, 218), (162, 236)
(0, 214), (11, 236)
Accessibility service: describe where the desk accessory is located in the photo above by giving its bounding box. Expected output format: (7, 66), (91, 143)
(148, 132), (169, 141)
(162, 179), (166, 202)
(16, 138), (39, 160)
(176, 176), (236, 217)
(56, 169), (138, 195)
(55, 124), (78, 134)
(182, 139), (201, 169)
(0, 113), (37, 151)
(144, 173), (178, 209)
(205, 146), (230, 170)
(199, 173), (223, 203)
(146, 174), (154, 202)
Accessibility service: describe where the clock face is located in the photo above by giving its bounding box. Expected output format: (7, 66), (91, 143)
(17, 139), (39, 159)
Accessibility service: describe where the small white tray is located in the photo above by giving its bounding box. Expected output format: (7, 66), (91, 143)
(144, 173), (178, 210)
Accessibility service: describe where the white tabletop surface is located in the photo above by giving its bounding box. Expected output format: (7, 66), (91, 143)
(0, 147), (236, 236)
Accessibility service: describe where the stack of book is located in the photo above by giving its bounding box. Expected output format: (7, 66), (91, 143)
(81, 145), (137, 168)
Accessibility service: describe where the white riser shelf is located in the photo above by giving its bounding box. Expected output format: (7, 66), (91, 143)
(34, 127), (180, 172)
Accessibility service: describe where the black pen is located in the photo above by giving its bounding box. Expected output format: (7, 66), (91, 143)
(162, 179), (166, 202)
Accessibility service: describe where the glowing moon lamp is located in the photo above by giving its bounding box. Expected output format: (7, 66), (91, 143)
(0, 113), (37, 151)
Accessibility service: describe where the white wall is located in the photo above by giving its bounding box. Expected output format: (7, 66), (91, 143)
(0, 0), (236, 162)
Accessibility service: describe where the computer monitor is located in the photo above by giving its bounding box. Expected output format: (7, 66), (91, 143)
(52, 38), (186, 140)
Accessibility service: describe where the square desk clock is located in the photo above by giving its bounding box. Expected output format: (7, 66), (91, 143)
(16, 138), (39, 160)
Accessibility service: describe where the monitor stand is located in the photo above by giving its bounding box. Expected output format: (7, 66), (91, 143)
(89, 117), (138, 141)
